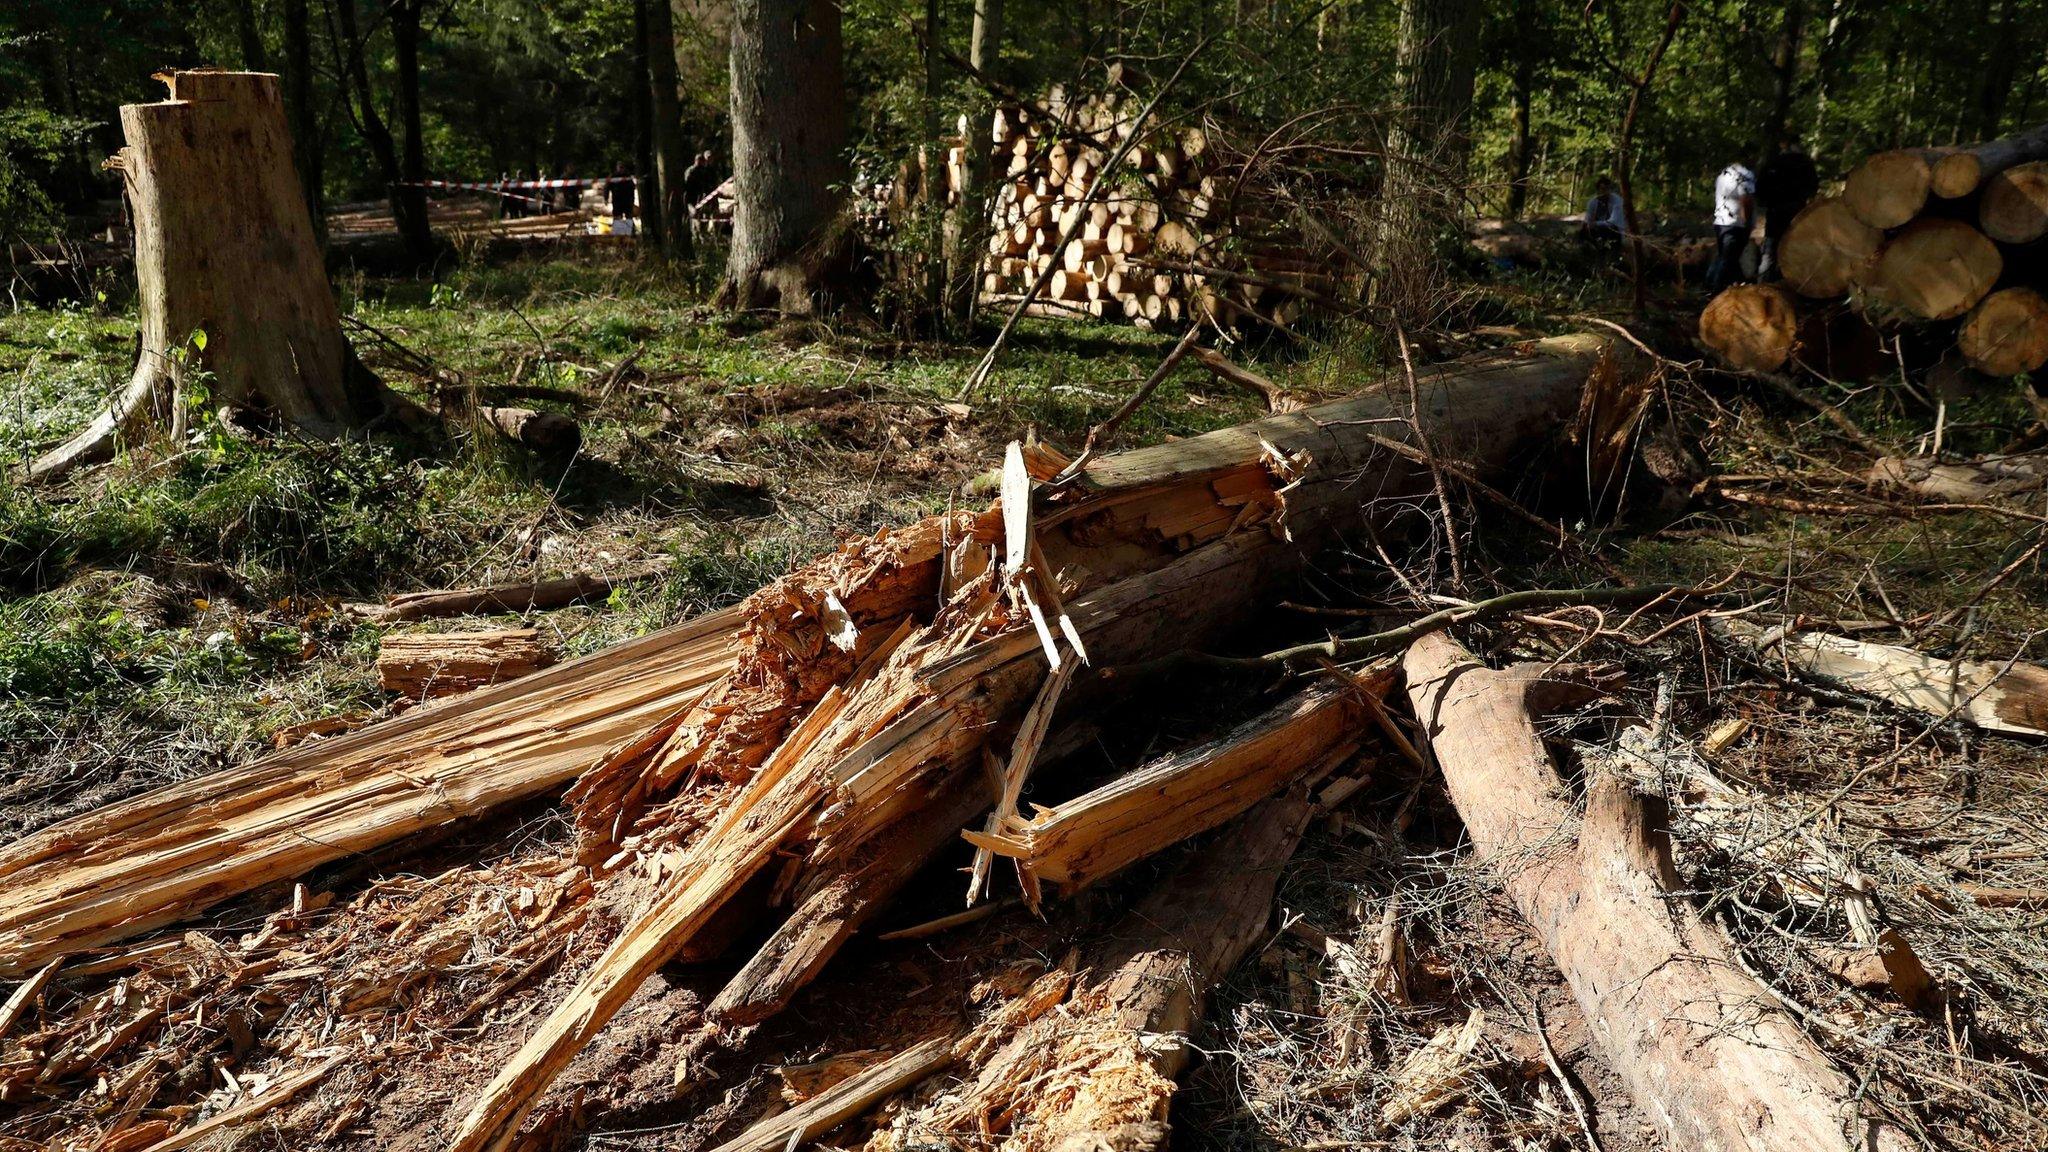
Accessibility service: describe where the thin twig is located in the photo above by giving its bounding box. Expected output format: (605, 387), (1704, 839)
(1053, 325), (1204, 482)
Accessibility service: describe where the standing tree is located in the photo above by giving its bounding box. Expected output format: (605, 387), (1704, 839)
(645, 0), (695, 256)
(1379, 0), (1481, 313)
(721, 0), (849, 311)
(31, 72), (385, 481)
(283, 0), (323, 243)
(332, 0), (435, 263)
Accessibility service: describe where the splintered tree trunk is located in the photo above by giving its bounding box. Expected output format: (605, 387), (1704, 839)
(646, 0), (696, 257)
(31, 72), (380, 481)
(1404, 634), (1912, 1152)
(723, 0), (849, 311)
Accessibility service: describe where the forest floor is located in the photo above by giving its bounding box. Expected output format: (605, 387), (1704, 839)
(3, 247), (2046, 1151)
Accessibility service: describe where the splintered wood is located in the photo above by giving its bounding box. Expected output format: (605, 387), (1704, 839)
(1721, 619), (2048, 737)
(447, 337), (1618, 1152)
(0, 603), (741, 978)
(376, 627), (558, 699)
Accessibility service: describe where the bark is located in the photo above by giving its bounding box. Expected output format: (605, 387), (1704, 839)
(446, 335), (1624, 1152)
(722, 0), (849, 311)
(1380, 0), (1481, 303)
(1762, 0), (1807, 154)
(645, 0), (696, 256)
(1403, 634), (1913, 1152)
(1504, 0), (1536, 219)
(31, 71), (378, 482)
(283, 0), (324, 245)
(0, 603), (743, 978)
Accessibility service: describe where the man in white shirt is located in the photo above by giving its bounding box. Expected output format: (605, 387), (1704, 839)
(1581, 176), (1626, 251)
(1707, 161), (1756, 291)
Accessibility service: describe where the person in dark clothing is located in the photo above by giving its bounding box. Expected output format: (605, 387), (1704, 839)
(1756, 138), (1819, 282)
(606, 162), (637, 232)
(559, 164), (581, 212)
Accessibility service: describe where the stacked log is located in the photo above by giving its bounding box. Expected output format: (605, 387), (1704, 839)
(1706, 121), (2048, 380)
(973, 90), (1331, 332)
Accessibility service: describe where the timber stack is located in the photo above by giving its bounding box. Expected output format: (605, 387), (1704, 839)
(1701, 121), (2048, 383)
(972, 82), (1340, 333)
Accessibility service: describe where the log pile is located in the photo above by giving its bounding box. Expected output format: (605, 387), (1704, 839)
(1704, 122), (2048, 380)
(972, 89), (1338, 332)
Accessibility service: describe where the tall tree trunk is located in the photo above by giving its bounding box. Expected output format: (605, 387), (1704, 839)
(334, 0), (433, 263)
(1762, 0), (1806, 153)
(946, 0), (1005, 320)
(283, 0), (324, 246)
(1975, 0), (2020, 139)
(1616, 0), (1688, 317)
(233, 0), (268, 70)
(1504, 0), (1536, 218)
(631, 0), (665, 250)
(389, 0), (434, 261)
(722, 0), (850, 312)
(1379, 0), (1480, 313)
(645, 0), (695, 256)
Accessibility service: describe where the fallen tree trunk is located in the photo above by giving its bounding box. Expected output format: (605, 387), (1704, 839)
(0, 603), (742, 977)
(33, 72), (381, 482)
(1719, 619), (2048, 737)
(1778, 196), (1882, 299)
(1862, 218), (2002, 321)
(1960, 287), (2048, 377)
(1403, 633), (1912, 1152)
(873, 791), (1316, 1152)
(1980, 159), (2048, 244)
(1930, 122), (2048, 198)
(447, 334), (1627, 1152)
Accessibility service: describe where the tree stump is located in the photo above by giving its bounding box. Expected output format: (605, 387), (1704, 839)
(32, 71), (379, 481)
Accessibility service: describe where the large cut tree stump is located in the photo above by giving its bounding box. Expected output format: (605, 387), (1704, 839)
(31, 71), (380, 481)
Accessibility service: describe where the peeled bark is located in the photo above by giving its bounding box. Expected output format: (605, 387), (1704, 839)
(1404, 634), (1912, 1152)
(32, 72), (378, 481)
(1863, 218), (2003, 320)
(1929, 120), (2048, 198)
(722, 0), (849, 311)
(1979, 159), (2048, 244)
(1960, 287), (2048, 376)
(1700, 283), (1798, 371)
(1778, 195), (1882, 298)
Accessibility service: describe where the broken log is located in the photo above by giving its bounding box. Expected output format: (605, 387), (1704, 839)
(0, 603), (741, 977)
(1700, 283), (1798, 371)
(375, 628), (558, 699)
(1404, 633), (1912, 1152)
(966, 677), (1370, 894)
(1866, 451), (2048, 501)
(1719, 619), (2048, 737)
(705, 1035), (955, 1152)
(478, 405), (582, 455)
(446, 335), (1629, 1152)
(875, 792), (1315, 1152)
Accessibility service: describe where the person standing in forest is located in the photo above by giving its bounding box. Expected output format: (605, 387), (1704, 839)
(1707, 159), (1756, 292)
(607, 162), (638, 236)
(1755, 138), (1818, 282)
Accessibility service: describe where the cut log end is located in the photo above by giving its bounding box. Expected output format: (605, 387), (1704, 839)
(1864, 218), (2002, 321)
(1980, 160), (2048, 245)
(1960, 287), (2048, 377)
(1778, 197), (1881, 299)
(1843, 149), (1934, 229)
(1700, 284), (1798, 372)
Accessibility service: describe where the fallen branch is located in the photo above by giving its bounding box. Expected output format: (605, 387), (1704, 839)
(706, 1035), (955, 1152)
(1404, 633), (1912, 1152)
(356, 564), (665, 623)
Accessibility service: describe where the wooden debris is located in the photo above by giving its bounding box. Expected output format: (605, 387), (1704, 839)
(1380, 1007), (1485, 1125)
(706, 1036), (955, 1152)
(1867, 451), (2048, 502)
(0, 602), (741, 977)
(359, 564), (665, 623)
(375, 627), (558, 699)
(966, 677), (1372, 894)
(1721, 619), (2048, 737)
(1404, 632), (1913, 1152)
(478, 405), (582, 454)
